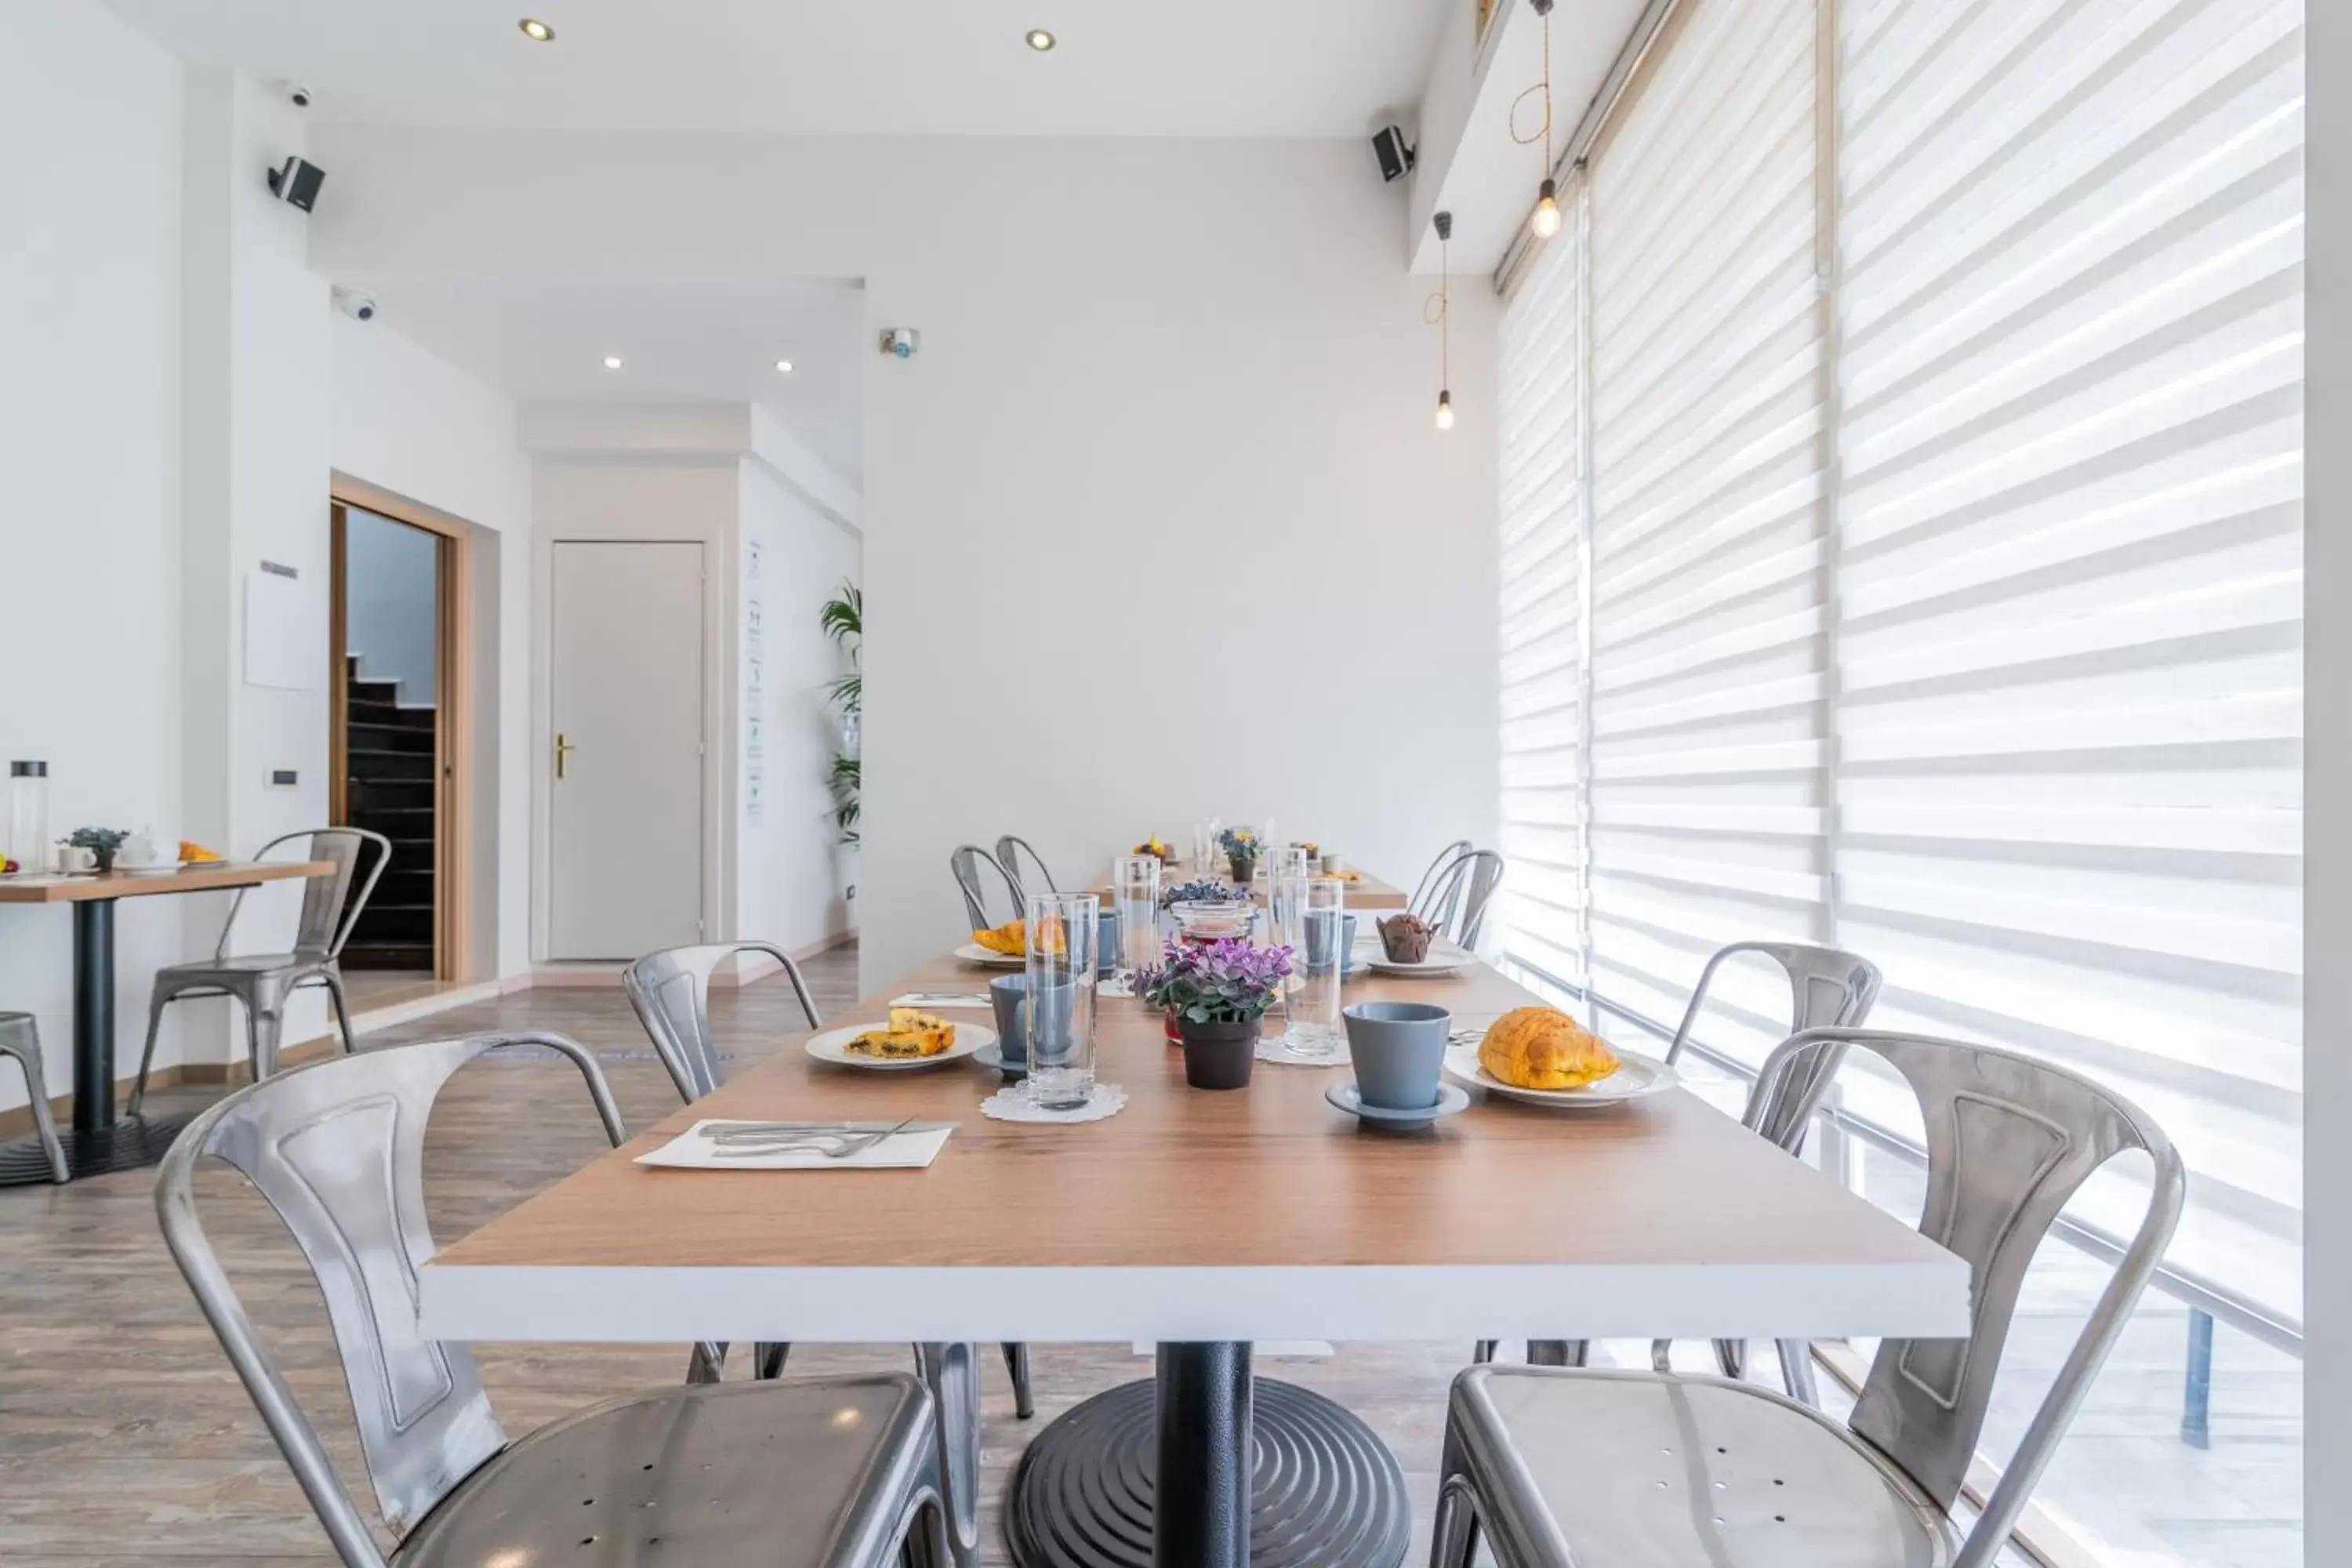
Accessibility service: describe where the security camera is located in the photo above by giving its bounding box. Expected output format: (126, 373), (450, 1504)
(266, 155), (325, 212)
(1371, 125), (1416, 183)
(333, 287), (378, 324)
(879, 327), (920, 360)
(287, 83), (314, 109)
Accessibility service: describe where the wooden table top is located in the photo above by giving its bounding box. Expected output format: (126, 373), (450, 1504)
(0, 860), (334, 904)
(421, 949), (1968, 1346)
(1091, 865), (1410, 910)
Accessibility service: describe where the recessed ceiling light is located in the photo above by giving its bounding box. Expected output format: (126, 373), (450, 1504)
(518, 18), (554, 42)
(601, 354), (624, 370)
(775, 359), (794, 374)
(1025, 29), (1057, 52)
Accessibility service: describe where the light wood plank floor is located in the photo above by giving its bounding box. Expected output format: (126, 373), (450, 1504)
(0, 949), (1467, 1566)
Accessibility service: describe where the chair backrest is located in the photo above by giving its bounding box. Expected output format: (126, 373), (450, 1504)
(993, 835), (1058, 907)
(950, 844), (1022, 931)
(1418, 849), (1504, 946)
(216, 827), (391, 962)
(154, 1032), (627, 1568)
(1663, 941), (1882, 1081)
(622, 941), (823, 1103)
(1751, 1029), (2184, 1566)
(1407, 840), (1474, 924)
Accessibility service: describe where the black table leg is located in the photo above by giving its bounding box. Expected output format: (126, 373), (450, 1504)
(0, 897), (194, 1185)
(1003, 1341), (1409, 1568)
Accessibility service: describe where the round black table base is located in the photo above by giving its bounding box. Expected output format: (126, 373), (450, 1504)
(0, 1112), (198, 1186)
(1004, 1377), (1410, 1568)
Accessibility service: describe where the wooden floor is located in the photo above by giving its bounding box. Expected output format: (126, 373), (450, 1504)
(0, 946), (2296, 1566)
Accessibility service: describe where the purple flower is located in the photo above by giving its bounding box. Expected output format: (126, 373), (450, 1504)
(1137, 935), (1294, 1023)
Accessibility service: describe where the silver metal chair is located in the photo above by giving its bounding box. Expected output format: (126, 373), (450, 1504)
(950, 844), (1022, 931)
(622, 942), (1037, 1422)
(0, 1014), (70, 1183)
(1419, 848), (1504, 946)
(1483, 940), (1883, 1392)
(993, 835), (1058, 908)
(1408, 840), (1475, 926)
(155, 1031), (952, 1568)
(128, 827), (390, 1116)
(1434, 1028), (2185, 1568)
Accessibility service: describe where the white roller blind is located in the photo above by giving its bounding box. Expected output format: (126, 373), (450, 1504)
(1833, 0), (2305, 1320)
(1583, 0), (1834, 1064)
(1496, 199), (1587, 990)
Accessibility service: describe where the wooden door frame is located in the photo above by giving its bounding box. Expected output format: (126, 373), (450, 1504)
(328, 484), (474, 985)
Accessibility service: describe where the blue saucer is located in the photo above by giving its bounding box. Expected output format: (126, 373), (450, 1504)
(975, 1042), (1029, 1080)
(1323, 1079), (1471, 1131)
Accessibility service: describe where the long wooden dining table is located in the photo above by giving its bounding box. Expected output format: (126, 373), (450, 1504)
(420, 933), (1968, 1568)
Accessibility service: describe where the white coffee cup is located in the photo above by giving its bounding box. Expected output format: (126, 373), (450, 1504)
(50, 844), (96, 873)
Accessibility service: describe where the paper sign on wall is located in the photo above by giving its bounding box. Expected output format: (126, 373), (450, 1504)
(243, 568), (327, 691)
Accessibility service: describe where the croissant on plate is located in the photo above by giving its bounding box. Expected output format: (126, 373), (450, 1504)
(1479, 1006), (1620, 1091)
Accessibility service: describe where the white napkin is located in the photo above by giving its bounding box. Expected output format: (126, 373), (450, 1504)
(636, 1118), (953, 1171)
(890, 993), (993, 1009)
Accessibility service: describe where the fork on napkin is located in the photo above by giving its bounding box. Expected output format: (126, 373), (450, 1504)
(636, 1117), (956, 1171)
(890, 991), (993, 1009)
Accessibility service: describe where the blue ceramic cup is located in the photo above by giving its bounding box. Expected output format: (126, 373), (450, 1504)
(989, 974), (1078, 1069)
(1342, 1000), (1451, 1110)
(1097, 908), (1122, 980)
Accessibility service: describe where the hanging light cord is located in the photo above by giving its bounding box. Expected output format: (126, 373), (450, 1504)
(1426, 238), (1450, 383)
(1511, 4), (1555, 164)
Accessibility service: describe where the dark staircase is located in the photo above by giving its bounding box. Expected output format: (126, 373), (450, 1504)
(343, 656), (436, 971)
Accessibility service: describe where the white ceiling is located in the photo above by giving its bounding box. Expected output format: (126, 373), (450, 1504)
(101, 0), (1457, 136)
(369, 278), (869, 483)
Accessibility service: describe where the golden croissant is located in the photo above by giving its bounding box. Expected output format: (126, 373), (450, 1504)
(1479, 1006), (1620, 1091)
(971, 917), (1067, 956)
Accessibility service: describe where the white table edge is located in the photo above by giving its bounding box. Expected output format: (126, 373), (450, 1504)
(419, 1258), (1971, 1345)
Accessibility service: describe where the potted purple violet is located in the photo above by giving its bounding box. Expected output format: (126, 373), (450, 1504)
(1134, 935), (1293, 1091)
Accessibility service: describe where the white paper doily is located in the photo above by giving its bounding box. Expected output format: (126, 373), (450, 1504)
(1255, 1034), (1352, 1068)
(981, 1083), (1129, 1123)
(1098, 977), (1136, 999)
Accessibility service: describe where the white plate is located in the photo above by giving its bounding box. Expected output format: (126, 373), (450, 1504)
(953, 942), (1027, 967)
(806, 1019), (993, 1071)
(1363, 942), (1477, 978)
(115, 861), (190, 877)
(1443, 1040), (1678, 1108)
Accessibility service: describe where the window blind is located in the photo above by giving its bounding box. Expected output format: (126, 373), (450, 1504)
(1582, 0), (1835, 1065)
(1833, 0), (2306, 1321)
(1496, 197), (1588, 992)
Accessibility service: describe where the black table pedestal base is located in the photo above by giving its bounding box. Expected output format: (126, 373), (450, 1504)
(1004, 1351), (1410, 1568)
(0, 1112), (197, 1185)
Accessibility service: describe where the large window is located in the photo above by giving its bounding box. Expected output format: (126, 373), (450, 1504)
(1497, 0), (2304, 1559)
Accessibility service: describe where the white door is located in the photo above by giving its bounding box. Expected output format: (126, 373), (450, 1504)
(550, 540), (705, 958)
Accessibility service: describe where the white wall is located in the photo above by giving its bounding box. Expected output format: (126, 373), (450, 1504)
(2307, 0), (2346, 1552)
(0, 0), (188, 1106)
(738, 459), (861, 953)
(330, 315), (535, 980)
(343, 508), (437, 701)
(308, 132), (1503, 989)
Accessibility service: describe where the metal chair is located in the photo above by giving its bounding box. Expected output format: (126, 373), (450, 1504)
(0, 1014), (70, 1183)
(950, 844), (1023, 931)
(1434, 1028), (2184, 1568)
(155, 1032), (952, 1568)
(1485, 940), (1883, 1397)
(128, 827), (390, 1116)
(622, 943), (1036, 1421)
(993, 835), (1058, 908)
(1418, 849), (1505, 947)
(1408, 840), (1475, 926)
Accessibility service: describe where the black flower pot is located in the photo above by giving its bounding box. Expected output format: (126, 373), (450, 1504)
(92, 848), (116, 873)
(1176, 1016), (1260, 1091)
(1228, 857), (1255, 884)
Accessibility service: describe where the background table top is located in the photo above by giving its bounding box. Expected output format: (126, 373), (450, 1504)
(0, 860), (333, 904)
(1091, 864), (1409, 910)
(422, 949), (1967, 1345)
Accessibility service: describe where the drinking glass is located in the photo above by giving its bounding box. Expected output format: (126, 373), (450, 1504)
(1112, 855), (1161, 980)
(1285, 878), (1348, 1058)
(1192, 818), (1221, 877)
(1023, 891), (1099, 1109)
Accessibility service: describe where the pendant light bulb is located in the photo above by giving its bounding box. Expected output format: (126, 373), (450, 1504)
(1532, 179), (1563, 238)
(1436, 390), (1456, 431)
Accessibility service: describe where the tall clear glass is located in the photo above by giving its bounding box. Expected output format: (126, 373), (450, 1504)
(1265, 846), (1310, 956)
(1192, 818), (1221, 877)
(1284, 878), (1348, 1058)
(1023, 891), (1099, 1109)
(1112, 855), (1161, 980)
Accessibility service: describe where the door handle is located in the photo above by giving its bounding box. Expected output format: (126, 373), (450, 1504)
(554, 733), (576, 779)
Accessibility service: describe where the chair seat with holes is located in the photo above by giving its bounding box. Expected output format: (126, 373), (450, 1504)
(397, 1376), (934, 1567)
(1450, 1367), (1957, 1567)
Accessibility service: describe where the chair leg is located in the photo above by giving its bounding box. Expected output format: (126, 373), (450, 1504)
(913, 1344), (982, 1568)
(1775, 1338), (1819, 1406)
(125, 989), (172, 1118)
(1527, 1339), (1587, 1367)
(2, 1042), (70, 1184)
(1472, 1339), (1499, 1364)
(1002, 1342), (1034, 1420)
(755, 1342), (790, 1380)
(686, 1341), (727, 1385)
(322, 971), (359, 1055)
(1431, 1426), (1483, 1568)
(245, 1003), (286, 1085)
(1714, 1338), (1749, 1381)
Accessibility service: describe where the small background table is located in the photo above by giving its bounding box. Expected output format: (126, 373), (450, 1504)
(0, 861), (332, 1184)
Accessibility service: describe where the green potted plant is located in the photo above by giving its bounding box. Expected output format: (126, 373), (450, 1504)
(1135, 935), (1294, 1090)
(819, 581), (862, 920)
(70, 826), (128, 873)
(1218, 826), (1262, 884)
